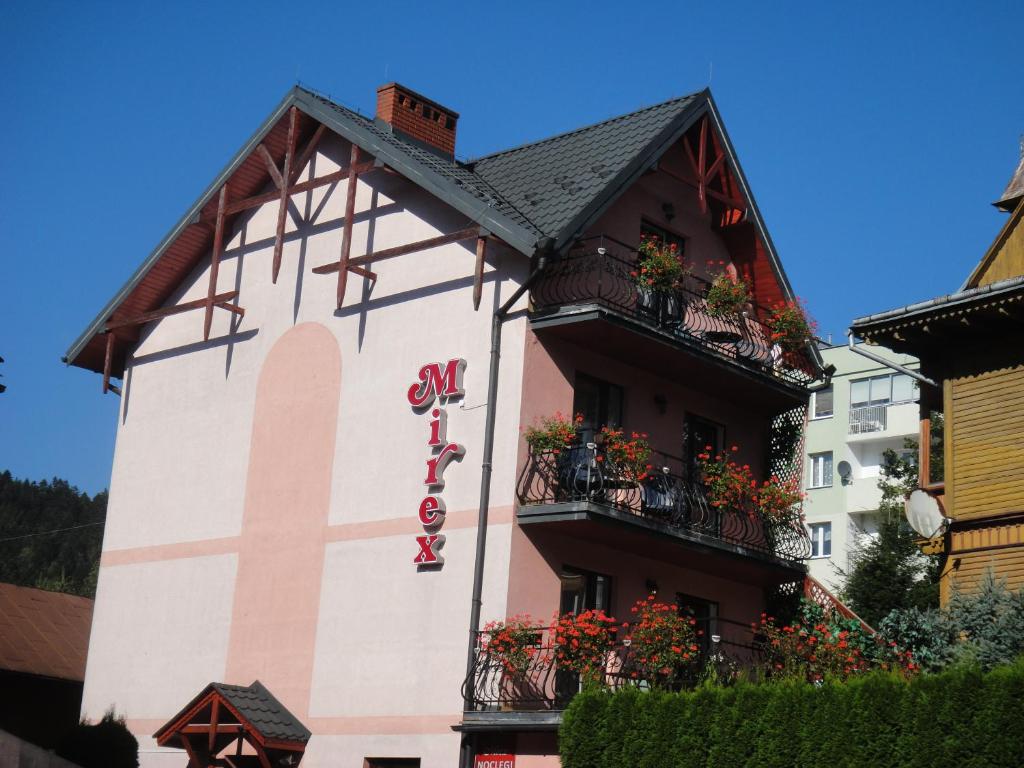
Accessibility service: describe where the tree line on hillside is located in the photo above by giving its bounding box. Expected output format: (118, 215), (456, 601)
(0, 470), (107, 597)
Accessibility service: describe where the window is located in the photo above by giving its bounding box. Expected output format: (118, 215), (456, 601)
(809, 522), (832, 558)
(677, 593), (719, 654)
(850, 373), (917, 408)
(365, 760), (420, 768)
(560, 566), (612, 615)
(812, 386), (834, 419)
(572, 373), (624, 444)
(684, 415), (724, 482)
(640, 220), (686, 256)
(809, 452), (833, 488)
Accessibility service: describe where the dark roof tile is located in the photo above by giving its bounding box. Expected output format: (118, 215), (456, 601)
(212, 680), (311, 743)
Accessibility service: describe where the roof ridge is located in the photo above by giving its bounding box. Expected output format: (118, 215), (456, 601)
(468, 90), (706, 165)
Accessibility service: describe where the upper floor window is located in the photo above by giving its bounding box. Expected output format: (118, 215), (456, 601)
(573, 373), (623, 444)
(560, 566), (612, 615)
(850, 373), (917, 408)
(808, 522), (832, 558)
(809, 452), (833, 489)
(640, 220), (686, 256)
(812, 386), (834, 419)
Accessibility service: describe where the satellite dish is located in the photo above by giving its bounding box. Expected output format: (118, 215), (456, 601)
(837, 461), (852, 482)
(905, 489), (947, 538)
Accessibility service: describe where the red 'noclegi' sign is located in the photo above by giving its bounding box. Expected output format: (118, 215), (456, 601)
(474, 756), (515, 768)
(408, 359), (466, 567)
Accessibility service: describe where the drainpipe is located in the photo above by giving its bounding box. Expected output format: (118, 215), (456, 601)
(459, 239), (552, 768)
(846, 331), (938, 388)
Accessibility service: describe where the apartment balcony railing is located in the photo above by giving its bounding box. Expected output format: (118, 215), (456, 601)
(849, 404), (888, 434)
(529, 238), (818, 388)
(516, 444), (811, 562)
(462, 616), (762, 712)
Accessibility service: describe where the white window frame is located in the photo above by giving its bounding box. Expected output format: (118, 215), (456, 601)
(811, 386), (834, 419)
(808, 522), (832, 558)
(849, 372), (919, 408)
(808, 452), (833, 489)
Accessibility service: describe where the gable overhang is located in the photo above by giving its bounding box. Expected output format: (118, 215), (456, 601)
(64, 86), (540, 375)
(549, 91), (824, 375)
(960, 199), (1024, 291)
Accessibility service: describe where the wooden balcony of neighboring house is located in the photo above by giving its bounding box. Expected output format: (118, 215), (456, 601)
(514, 442), (811, 580)
(527, 236), (819, 410)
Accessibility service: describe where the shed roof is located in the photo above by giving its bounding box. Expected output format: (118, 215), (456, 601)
(0, 582), (94, 682)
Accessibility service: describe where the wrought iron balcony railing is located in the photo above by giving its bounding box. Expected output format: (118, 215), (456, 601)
(462, 616), (762, 712)
(529, 238), (817, 388)
(516, 444), (811, 562)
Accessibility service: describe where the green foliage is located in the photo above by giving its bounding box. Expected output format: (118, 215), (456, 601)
(0, 470), (107, 597)
(880, 571), (1024, 672)
(57, 710), (138, 768)
(840, 444), (940, 625)
(560, 661), (1024, 768)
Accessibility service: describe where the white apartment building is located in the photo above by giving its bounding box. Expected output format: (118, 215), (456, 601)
(803, 344), (920, 589)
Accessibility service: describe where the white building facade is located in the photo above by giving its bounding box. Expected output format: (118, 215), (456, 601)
(803, 344), (920, 589)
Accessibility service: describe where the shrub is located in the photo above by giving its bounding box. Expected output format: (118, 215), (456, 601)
(57, 710), (139, 768)
(561, 662), (1024, 768)
(624, 594), (700, 687)
(599, 427), (653, 483)
(553, 608), (619, 682)
(764, 299), (816, 352)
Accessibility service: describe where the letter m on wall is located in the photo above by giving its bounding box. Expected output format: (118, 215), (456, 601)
(407, 359), (467, 408)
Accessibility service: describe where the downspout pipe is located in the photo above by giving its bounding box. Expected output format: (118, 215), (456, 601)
(465, 239), (553, 675)
(459, 240), (551, 768)
(846, 330), (938, 389)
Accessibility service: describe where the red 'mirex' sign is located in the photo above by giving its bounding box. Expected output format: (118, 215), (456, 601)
(409, 358), (466, 567)
(475, 756), (515, 768)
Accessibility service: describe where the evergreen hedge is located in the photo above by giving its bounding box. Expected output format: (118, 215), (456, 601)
(560, 660), (1024, 768)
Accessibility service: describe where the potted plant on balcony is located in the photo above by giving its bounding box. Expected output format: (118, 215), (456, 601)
(482, 615), (546, 679)
(623, 595), (700, 687)
(553, 608), (619, 685)
(598, 427), (653, 488)
(523, 412), (582, 454)
(704, 260), (751, 319)
(697, 444), (755, 513)
(764, 298), (816, 353)
(632, 235), (690, 327)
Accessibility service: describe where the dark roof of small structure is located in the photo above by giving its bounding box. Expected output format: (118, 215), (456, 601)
(0, 582), (94, 682)
(155, 679), (311, 745)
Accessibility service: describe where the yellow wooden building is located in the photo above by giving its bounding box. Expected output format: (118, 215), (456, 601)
(851, 146), (1024, 604)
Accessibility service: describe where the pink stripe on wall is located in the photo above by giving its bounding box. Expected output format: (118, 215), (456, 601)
(225, 323), (341, 720)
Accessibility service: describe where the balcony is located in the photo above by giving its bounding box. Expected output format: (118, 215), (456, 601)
(529, 239), (818, 394)
(461, 616), (761, 720)
(848, 405), (887, 434)
(515, 444), (811, 564)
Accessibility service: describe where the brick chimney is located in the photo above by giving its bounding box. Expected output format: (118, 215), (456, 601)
(376, 83), (459, 158)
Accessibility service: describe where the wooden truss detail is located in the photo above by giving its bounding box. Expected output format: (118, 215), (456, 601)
(312, 226), (489, 310)
(674, 115), (747, 216)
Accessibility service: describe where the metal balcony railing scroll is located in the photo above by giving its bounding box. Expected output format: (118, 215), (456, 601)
(529, 238), (817, 388)
(516, 444), (811, 562)
(848, 405), (888, 434)
(462, 616), (763, 712)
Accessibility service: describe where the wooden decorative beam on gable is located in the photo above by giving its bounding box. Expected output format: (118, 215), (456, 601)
(678, 115), (747, 217)
(312, 226), (490, 310)
(335, 143), (362, 309)
(271, 107), (299, 284)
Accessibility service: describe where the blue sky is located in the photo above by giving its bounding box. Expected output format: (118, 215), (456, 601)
(1, 1), (1022, 494)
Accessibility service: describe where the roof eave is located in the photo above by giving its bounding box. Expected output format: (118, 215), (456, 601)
(63, 88), (302, 370)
